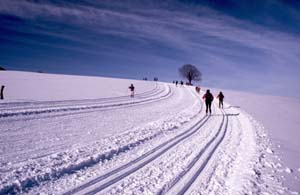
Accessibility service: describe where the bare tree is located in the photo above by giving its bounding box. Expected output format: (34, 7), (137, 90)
(179, 64), (202, 85)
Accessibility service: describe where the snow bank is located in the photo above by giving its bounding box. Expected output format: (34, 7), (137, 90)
(209, 87), (300, 193)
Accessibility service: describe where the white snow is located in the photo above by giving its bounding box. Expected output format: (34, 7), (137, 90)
(211, 87), (300, 193)
(0, 71), (299, 195)
(0, 71), (154, 101)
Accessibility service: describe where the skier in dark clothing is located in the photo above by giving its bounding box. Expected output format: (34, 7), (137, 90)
(217, 91), (224, 108)
(129, 84), (135, 98)
(0, 85), (4, 100)
(202, 89), (214, 114)
(195, 86), (201, 94)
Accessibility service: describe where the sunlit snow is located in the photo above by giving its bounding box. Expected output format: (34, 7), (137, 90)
(0, 71), (298, 195)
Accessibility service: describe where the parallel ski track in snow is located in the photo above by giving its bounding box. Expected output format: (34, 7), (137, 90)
(0, 83), (159, 109)
(63, 107), (212, 195)
(160, 109), (229, 195)
(0, 84), (172, 118)
(0, 86), (198, 195)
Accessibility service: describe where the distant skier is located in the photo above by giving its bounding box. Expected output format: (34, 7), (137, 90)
(0, 85), (4, 100)
(202, 89), (214, 114)
(217, 91), (224, 108)
(129, 84), (135, 98)
(195, 86), (201, 94)
(175, 81), (178, 87)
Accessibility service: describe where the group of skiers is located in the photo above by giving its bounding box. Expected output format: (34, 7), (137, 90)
(173, 80), (184, 87)
(128, 83), (224, 115)
(202, 89), (224, 114)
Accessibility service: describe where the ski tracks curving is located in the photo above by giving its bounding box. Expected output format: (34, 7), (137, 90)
(0, 83), (171, 119)
(0, 85), (267, 195)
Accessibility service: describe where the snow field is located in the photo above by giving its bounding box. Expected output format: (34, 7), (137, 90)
(61, 89), (205, 195)
(0, 71), (155, 102)
(62, 101), (270, 195)
(0, 84), (169, 118)
(0, 83), (174, 165)
(0, 71), (298, 195)
(0, 83), (202, 194)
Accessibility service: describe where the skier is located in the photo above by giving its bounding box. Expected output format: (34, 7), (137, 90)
(217, 91), (224, 108)
(0, 85), (4, 100)
(202, 89), (214, 114)
(175, 81), (178, 87)
(195, 86), (201, 94)
(128, 84), (135, 98)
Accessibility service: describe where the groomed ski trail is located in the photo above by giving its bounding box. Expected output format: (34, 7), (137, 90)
(0, 84), (290, 195)
(0, 83), (171, 118)
(160, 108), (229, 195)
(86, 102), (288, 195)
(0, 84), (201, 194)
(63, 110), (209, 195)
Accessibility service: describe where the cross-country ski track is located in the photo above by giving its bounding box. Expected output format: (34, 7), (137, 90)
(0, 78), (294, 194)
(0, 83), (170, 118)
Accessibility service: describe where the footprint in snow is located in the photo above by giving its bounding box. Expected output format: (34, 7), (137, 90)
(285, 167), (293, 173)
(266, 148), (273, 154)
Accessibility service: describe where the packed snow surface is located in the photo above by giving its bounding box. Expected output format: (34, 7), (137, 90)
(0, 71), (299, 195)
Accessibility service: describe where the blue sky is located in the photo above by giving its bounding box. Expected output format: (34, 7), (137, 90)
(0, 0), (300, 97)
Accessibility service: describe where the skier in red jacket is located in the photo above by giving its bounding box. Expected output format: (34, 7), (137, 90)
(202, 89), (214, 114)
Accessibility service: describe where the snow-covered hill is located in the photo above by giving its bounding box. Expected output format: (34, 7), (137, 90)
(0, 71), (299, 195)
